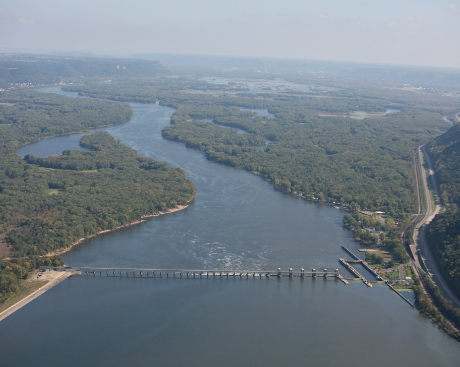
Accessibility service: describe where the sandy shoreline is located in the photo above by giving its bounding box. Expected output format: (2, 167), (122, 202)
(0, 203), (190, 321)
(0, 271), (73, 322)
(46, 204), (190, 257)
(0, 202), (193, 322)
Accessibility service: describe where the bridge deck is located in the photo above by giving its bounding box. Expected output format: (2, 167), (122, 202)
(36, 244), (415, 308)
(41, 266), (344, 281)
(78, 268), (339, 278)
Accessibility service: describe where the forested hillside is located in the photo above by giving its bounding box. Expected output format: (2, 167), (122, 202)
(0, 54), (168, 87)
(0, 90), (195, 303)
(426, 123), (460, 299)
(427, 208), (460, 299)
(427, 123), (460, 204)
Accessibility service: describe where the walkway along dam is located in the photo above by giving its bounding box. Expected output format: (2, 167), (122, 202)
(43, 245), (415, 307)
(40, 245), (414, 303)
(1, 245), (414, 323)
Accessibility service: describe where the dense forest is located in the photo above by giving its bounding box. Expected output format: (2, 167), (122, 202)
(0, 89), (195, 303)
(64, 77), (451, 219)
(427, 122), (460, 204)
(426, 123), (460, 300)
(1, 53), (459, 318)
(426, 208), (460, 299)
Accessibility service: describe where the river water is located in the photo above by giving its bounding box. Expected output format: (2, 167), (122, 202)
(2, 87), (460, 366)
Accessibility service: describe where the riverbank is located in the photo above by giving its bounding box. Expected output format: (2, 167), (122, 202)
(0, 203), (191, 322)
(0, 271), (72, 322)
(46, 203), (191, 257)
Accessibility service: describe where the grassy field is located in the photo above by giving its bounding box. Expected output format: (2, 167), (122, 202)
(0, 280), (46, 313)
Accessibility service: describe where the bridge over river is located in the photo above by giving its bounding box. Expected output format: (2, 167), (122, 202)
(38, 245), (415, 307)
(42, 266), (349, 284)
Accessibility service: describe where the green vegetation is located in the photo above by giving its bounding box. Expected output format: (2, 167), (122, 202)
(1, 54), (460, 348)
(0, 89), (133, 144)
(342, 212), (408, 263)
(425, 123), (460, 301)
(404, 122), (460, 335)
(62, 75), (455, 267)
(427, 122), (460, 205)
(364, 251), (384, 265)
(414, 271), (460, 339)
(0, 280), (44, 313)
(64, 78), (450, 219)
(2, 54), (458, 325)
(426, 209), (460, 299)
(0, 54), (167, 87)
(0, 256), (62, 303)
(12, 130), (195, 256)
(0, 88), (195, 305)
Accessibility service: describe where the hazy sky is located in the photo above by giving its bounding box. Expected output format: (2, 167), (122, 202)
(2, 0), (460, 68)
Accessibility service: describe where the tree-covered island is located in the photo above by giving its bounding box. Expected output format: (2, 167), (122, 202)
(62, 69), (460, 337)
(0, 88), (195, 306)
(2, 54), (460, 338)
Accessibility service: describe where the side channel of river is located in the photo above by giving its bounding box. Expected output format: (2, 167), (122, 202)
(1, 87), (459, 367)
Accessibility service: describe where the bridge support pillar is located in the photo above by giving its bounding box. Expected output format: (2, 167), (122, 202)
(323, 269), (328, 278)
(312, 269), (316, 278)
(277, 268), (282, 277)
(289, 268), (293, 278)
(301, 268), (305, 277)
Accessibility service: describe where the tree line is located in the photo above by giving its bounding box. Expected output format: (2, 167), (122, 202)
(57, 76), (453, 266)
(0, 90), (195, 304)
(425, 122), (460, 301)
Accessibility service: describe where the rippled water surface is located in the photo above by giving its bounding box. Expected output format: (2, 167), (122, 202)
(1, 87), (459, 367)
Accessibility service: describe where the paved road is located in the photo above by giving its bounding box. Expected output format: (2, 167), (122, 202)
(412, 146), (460, 308)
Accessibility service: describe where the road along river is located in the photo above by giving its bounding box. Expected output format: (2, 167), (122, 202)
(1, 87), (459, 367)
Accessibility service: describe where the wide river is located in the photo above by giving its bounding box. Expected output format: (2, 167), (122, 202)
(1, 87), (460, 366)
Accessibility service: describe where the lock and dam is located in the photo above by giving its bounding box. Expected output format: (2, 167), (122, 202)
(73, 266), (349, 283)
(39, 245), (415, 307)
(1, 244), (414, 323)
